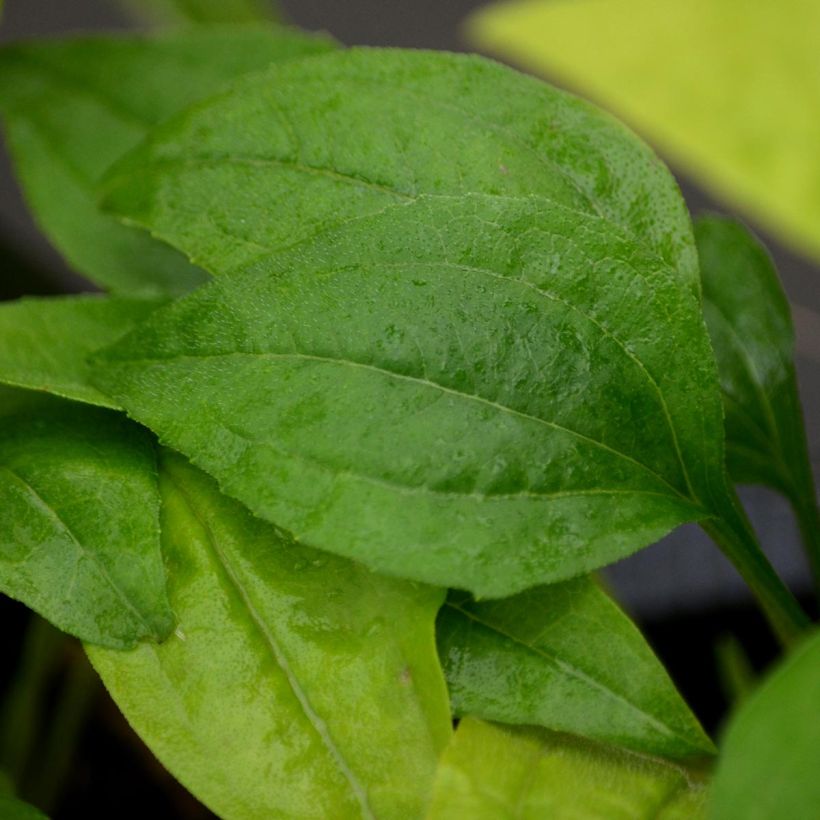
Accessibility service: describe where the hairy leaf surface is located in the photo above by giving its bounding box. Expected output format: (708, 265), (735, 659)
(100, 48), (700, 294)
(427, 718), (707, 819)
(94, 188), (722, 596)
(89, 453), (451, 819)
(696, 216), (820, 584)
(0, 398), (172, 648)
(708, 630), (820, 819)
(0, 296), (161, 408)
(437, 577), (713, 758)
(466, 0), (820, 265)
(0, 26), (334, 295)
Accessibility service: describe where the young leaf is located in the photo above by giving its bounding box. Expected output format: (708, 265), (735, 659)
(99, 48), (700, 296)
(708, 629), (820, 819)
(427, 718), (707, 819)
(0, 26), (335, 296)
(438, 577), (713, 759)
(465, 0), (820, 265)
(696, 216), (820, 587)
(0, 295), (162, 409)
(88, 453), (451, 819)
(0, 397), (173, 648)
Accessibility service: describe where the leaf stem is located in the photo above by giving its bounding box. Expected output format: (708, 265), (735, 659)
(704, 493), (810, 646)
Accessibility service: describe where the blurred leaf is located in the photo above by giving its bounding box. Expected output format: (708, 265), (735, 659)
(0, 795), (48, 820)
(708, 630), (820, 819)
(0, 399), (173, 648)
(0, 26), (335, 295)
(467, 0), (820, 264)
(123, 0), (283, 24)
(438, 577), (713, 758)
(427, 718), (707, 819)
(696, 216), (820, 586)
(89, 453), (451, 819)
(0, 296), (162, 409)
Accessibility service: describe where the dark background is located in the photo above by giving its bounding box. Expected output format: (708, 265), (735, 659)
(1, 1), (818, 816)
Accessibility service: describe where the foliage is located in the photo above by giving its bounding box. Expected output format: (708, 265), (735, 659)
(0, 10), (817, 819)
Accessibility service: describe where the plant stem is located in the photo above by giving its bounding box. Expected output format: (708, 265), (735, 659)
(705, 494), (810, 647)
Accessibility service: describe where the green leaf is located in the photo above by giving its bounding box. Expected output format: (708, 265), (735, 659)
(99, 48), (700, 296)
(123, 0), (282, 24)
(0, 398), (173, 648)
(437, 577), (713, 759)
(427, 718), (707, 819)
(88, 453), (451, 819)
(708, 629), (820, 820)
(465, 0), (820, 265)
(0, 26), (335, 296)
(696, 216), (820, 586)
(0, 795), (48, 820)
(0, 296), (162, 409)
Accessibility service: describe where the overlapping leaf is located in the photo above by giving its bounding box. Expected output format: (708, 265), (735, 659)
(89, 453), (451, 819)
(0, 395), (172, 648)
(708, 630), (820, 819)
(0, 296), (161, 408)
(427, 718), (707, 819)
(437, 577), (713, 758)
(696, 216), (820, 585)
(0, 26), (335, 295)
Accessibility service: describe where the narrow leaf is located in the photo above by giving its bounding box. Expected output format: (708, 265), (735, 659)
(99, 48), (701, 296)
(0, 295), (162, 409)
(427, 718), (707, 819)
(0, 397), (172, 648)
(696, 216), (820, 586)
(438, 577), (713, 758)
(466, 0), (820, 265)
(93, 188), (717, 597)
(0, 26), (335, 295)
(708, 630), (820, 820)
(88, 453), (451, 819)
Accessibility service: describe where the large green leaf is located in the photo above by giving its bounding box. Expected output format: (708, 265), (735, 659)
(123, 0), (282, 24)
(0, 26), (334, 296)
(0, 296), (161, 409)
(708, 630), (820, 819)
(99, 48), (699, 295)
(92, 49), (806, 637)
(466, 0), (820, 265)
(0, 398), (172, 648)
(437, 577), (713, 759)
(427, 718), (707, 819)
(88, 453), (451, 819)
(696, 216), (820, 586)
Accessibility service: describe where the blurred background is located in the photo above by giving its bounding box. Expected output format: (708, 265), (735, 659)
(1, 0), (818, 816)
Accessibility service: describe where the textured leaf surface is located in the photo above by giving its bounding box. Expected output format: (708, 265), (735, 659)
(437, 577), (713, 758)
(0, 26), (334, 295)
(89, 453), (451, 819)
(0, 399), (172, 648)
(708, 630), (820, 820)
(93, 186), (721, 596)
(427, 718), (707, 819)
(0, 296), (161, 408)
(100, 48), (699, 294)
(696, 216), (820, 583)
(466, 0), (820, 263)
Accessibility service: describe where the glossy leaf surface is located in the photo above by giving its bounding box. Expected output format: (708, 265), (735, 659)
(0, 26), (334, 295)
(466, 0), (820, 264)
(437, 577), (713, 758)
(427, 718), (707, 819)
(0, 399), (172, 648)
(0, 296), (161, 408)
(696, 216), (820, 584)
(93, 185), (720, 597)
(708, 630), (820, 819)
(100, 48), (700, 294)
(89, 453), (451, 819)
